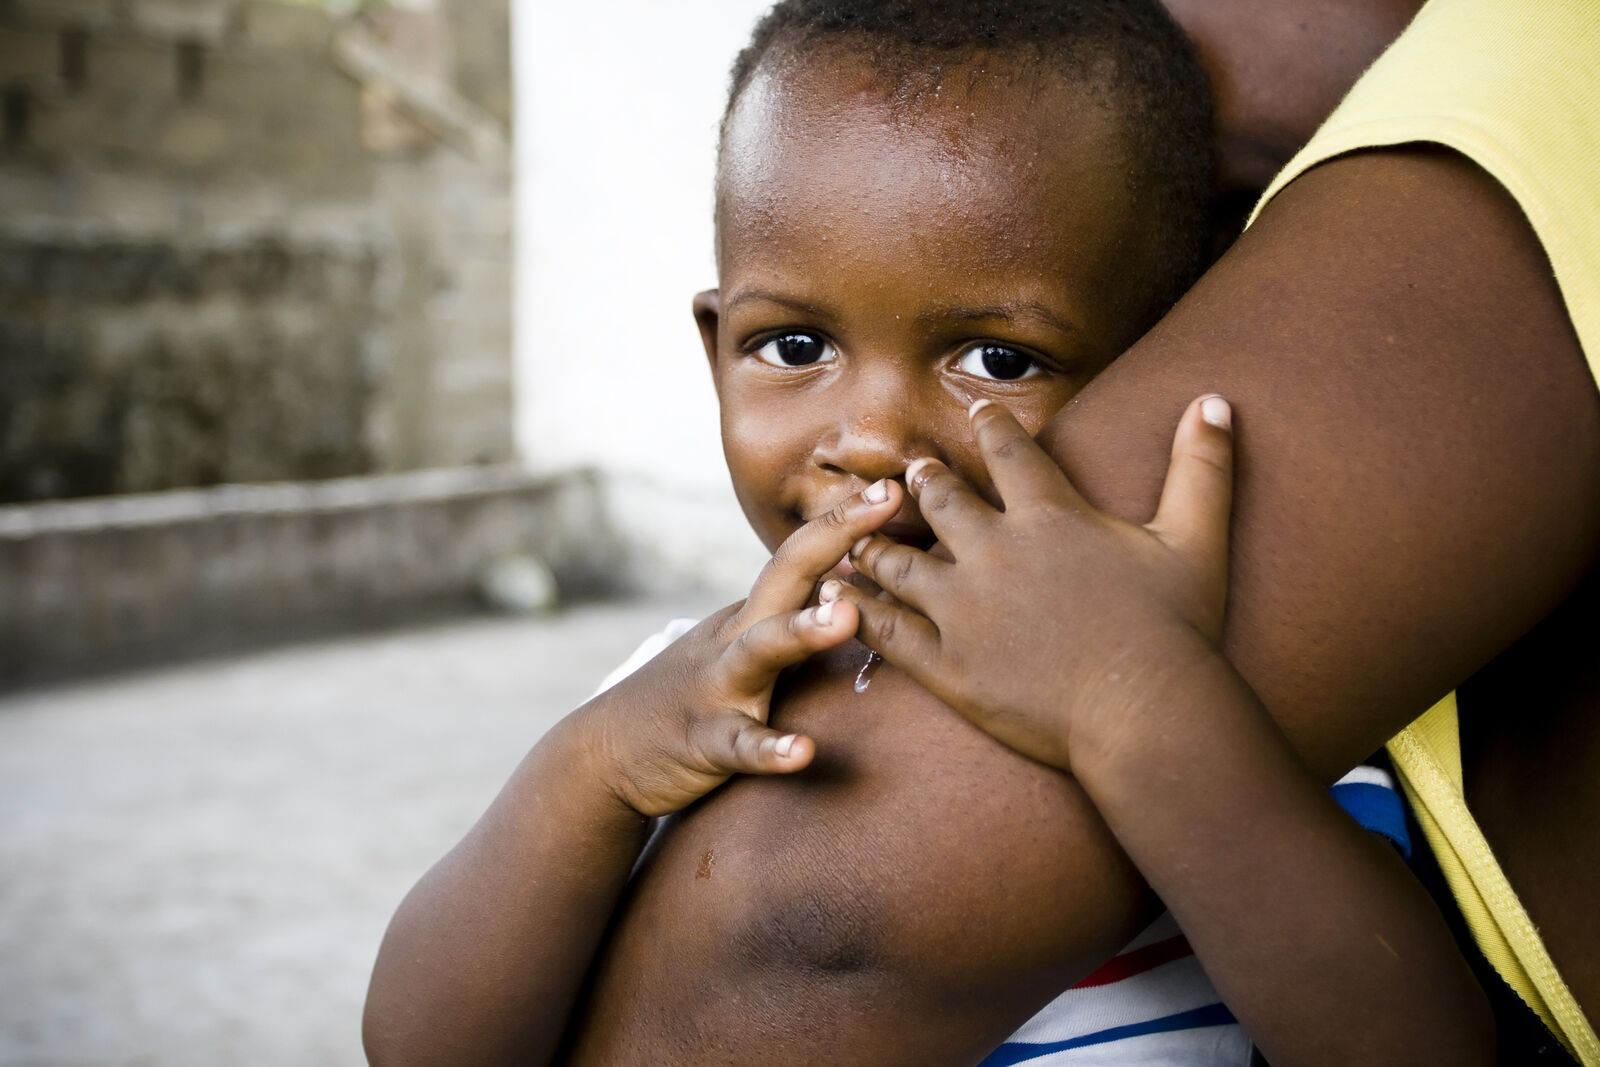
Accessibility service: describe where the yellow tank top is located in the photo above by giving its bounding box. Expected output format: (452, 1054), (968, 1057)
(1250, 0), (1600, 1061)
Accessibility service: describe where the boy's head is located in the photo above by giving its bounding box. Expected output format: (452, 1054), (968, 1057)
(696, 0), (1211, 554)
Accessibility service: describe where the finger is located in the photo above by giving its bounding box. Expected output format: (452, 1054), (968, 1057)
(1148, 394), (1235, 576)
(848, 532), (951, 613)
(745, 479), (904, 619)
(902, 456), (995, 553)
(720, 598), (860, 695)
(828, 583), (942, 671)
(691, 713), (816, 776)
(968, 399), (1084, 511)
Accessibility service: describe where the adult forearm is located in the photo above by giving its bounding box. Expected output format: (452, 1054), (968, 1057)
(364, 708), (650, 1067)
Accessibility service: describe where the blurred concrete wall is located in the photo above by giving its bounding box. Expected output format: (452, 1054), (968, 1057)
(0, 0), (513, 504)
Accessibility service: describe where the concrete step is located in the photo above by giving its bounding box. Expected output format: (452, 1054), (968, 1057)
(0, 464), (625, 688)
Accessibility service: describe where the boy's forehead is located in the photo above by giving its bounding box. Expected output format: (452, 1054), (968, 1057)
(720, 56), (1120, 216)
(716, 54), (1138, 292)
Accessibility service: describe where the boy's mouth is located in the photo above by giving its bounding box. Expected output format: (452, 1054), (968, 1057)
(821, 516), (935, 585)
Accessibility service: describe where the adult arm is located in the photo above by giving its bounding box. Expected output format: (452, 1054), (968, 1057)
(563, 146), (1600, 1063)
(1046, 146), (1600, 778)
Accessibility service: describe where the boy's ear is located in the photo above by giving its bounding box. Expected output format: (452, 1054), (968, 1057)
(692, 289), (721, 376)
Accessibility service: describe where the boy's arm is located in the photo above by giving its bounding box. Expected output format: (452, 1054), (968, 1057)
(843, 395), (1492, 1064)
(1081, 645), (1493, 1065)
(362, 709), (651, 1067)
(362, 485), (905, 1066)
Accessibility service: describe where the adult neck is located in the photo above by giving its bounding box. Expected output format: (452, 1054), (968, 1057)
(1163, 0), (1426, 193)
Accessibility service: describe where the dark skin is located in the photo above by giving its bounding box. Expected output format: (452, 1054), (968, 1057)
(369, 60), (1194, 1065)
(368, 45), (1491, 1063)
(366, 1), (1600, 1062)
(562, 55), (1509, 1067)
(570, 2), (1600, 1061)
(568, 63), (1213, 1064)
(827, 396), (1498, 1064)
(370, 71), (1491, 1049)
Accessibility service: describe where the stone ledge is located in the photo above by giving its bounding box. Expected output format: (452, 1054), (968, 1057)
(11, 0), (124, 32)
(239, 0), (331, 51)
(126, 0), (236, 44)
(11, 0), (241, 43)
(0, 465), (627, 687)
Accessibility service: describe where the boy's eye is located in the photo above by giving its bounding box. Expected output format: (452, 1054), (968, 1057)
(754, 333), (836, 368)
(957, 344), (1041, 381)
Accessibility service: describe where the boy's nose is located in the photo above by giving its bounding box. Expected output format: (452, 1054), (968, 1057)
(810, 391), (943, 483)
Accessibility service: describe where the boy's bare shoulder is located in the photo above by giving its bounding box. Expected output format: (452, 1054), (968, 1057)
(562, 643), (1155, 1065)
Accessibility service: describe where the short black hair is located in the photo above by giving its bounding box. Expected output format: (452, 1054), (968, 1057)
(720, 0), (1214, 327)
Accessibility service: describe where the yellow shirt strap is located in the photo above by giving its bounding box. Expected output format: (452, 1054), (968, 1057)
(1387, 695), (1600, 1064)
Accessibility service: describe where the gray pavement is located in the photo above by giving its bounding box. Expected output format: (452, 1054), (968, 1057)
(0, 596), (723, 1067)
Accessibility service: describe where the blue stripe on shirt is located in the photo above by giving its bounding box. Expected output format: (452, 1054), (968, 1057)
(1330, 780), (1411, 859)
(978, 1003), (1239, 1066)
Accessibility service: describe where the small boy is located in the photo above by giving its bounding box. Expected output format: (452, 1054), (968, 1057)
(365, 1), (1488, 1064)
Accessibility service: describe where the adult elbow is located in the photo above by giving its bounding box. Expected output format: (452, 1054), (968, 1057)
(360, 987), (408, 1067)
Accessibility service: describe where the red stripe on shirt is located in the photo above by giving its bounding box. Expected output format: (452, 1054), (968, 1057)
(1072, 935), (1194, 989)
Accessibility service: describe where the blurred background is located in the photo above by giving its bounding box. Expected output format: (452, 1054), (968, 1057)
(0, 0), (771, 1061)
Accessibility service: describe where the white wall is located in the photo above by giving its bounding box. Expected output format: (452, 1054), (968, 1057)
(513, 0), (774, 596)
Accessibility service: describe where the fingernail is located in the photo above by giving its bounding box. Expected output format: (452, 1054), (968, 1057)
(969, 398), (993, 418)
(815, 600), (835, 625)
(851, 535), (870, 558)
(905, 458), (932, 485)
(863, 479), (889, 504)
(819, 579), (843, 603)
(775, 734), (796, 758)
(1201, 395), (1231, 429)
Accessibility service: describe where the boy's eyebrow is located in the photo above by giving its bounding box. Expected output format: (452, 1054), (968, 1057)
(721, 289), (825, 317)
(919, 301), (1082, 337)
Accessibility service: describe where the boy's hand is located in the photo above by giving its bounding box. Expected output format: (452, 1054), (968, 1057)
(590, 479), (904, 817)
(826, 395), (1235, 772)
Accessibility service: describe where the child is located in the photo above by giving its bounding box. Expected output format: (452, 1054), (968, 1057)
(364, 1), (1489, 1064)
